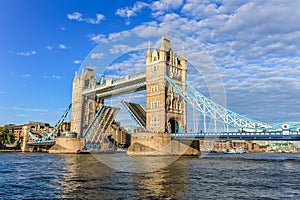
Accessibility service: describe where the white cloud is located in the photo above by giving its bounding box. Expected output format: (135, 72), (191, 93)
(108, 31), (132, 42)
(151, 0), (184, 17)
(90, 53), (104, 59)
(43, 75), (62, 79)
(89, 34), (108, 44)
(87, 14), (105, 24)
(67, 12), (82, 20)
(116, 1), (148, 18)
(0, 105), (48, 112)
(67, 12), (105, 24)
(84, 0), (300, 124)
(106, 51), (145, 75)
(73, 60), (81, 64)
(22, 74), (31, 78)
(109, 44), (134, 54)
(89, 31), (132, 44)
(58, 44), (67, 49)
(60, 26), (66, 31)
(46, 44), (69, 50)
(16, 50), (37, 56)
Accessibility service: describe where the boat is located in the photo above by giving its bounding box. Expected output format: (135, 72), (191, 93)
(224, 148), (245, 154)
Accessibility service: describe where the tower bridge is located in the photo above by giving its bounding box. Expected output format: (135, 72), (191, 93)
(39, 34), (300, 154)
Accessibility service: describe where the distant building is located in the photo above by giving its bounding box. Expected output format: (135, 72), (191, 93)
(59, 122), (71, 132)
(4, 121), (53, 142)
(5, 124), (23, 141)
(106, 121), (131, 148)
(199, 139), (263, 153)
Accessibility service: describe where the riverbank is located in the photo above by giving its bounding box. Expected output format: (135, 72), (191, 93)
(0, 150), (22, 153)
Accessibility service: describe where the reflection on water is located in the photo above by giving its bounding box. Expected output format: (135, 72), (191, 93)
(57, 154), (190, 199)
(92, 153), (183, 173)
(0, 153), (299, 199)
(134, 161), (189, 199)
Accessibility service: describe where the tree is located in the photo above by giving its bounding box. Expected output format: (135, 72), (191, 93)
(0, 126), (15, 144)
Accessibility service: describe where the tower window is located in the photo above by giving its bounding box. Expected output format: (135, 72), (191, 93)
(151, 86), (159, 92)
(151, 100), (160, 108)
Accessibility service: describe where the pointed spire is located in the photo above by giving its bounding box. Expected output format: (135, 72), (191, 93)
(181, 46), (186, 60)
(165, 32), (169, 40)
(81, 68), (84, 77)
(160, 36), (165, 50)
(100, 74), (104, 85)
(160, 34), (171, 51)
(87, 64), (93, 71)
(147, 41), (151, 55)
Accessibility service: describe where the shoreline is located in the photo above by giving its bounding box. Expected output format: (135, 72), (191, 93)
(0, 150), (22, 153)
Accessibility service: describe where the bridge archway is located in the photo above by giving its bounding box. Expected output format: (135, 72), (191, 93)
(168, 118), (179, 133)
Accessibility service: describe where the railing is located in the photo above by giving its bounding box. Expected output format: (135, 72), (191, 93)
(82, 72), (146, 96)
(96, 81), (146, 98)
(171, 131), (300, 140)
(27, 140), (56, 146)
(113, 72), (146, 85)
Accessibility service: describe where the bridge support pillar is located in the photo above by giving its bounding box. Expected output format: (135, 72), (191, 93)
(49, 138), (84, 154)
(127, 133), (199, 156)
(21, 127), (34, 152)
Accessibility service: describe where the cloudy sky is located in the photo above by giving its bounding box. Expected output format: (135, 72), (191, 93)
(0, 0), (300, 129)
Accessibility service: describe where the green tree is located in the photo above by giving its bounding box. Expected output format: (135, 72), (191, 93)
(0, 126), (15, 144)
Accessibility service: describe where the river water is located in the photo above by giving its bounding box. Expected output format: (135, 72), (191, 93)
(0, 152), (299, 199)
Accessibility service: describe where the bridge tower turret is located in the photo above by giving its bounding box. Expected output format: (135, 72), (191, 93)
(71, 66), (99, 137)
(146, 35), (187, 133)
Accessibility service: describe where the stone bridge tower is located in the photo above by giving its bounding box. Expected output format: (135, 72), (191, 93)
(146, 35), (187, 133)
(71, 66), (102, 137)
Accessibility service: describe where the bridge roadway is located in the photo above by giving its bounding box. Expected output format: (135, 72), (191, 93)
(27, 139), (56, 146)
(82, 72), (146, 98)
(171, 131), (300, 141)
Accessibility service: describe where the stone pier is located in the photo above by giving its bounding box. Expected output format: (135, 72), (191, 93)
(127, 133), (199, 156)
(48, 138), (84, 154)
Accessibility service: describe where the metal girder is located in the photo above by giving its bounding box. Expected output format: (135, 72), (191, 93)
(171, 132), (300, 140)
(27, 103), (72, 141)
(165, 75), (279, 130)
(121, 101), (146, 128)
(47, 103), (72, 138)
(84, 106), (119, 150)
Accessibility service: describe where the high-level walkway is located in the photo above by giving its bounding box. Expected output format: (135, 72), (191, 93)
(82, 72), (146, 99)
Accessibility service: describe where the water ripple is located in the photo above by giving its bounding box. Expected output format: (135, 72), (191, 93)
(0, 152), (299, 199)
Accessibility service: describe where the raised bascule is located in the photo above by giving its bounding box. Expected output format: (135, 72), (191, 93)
(25, 35), (300, 154)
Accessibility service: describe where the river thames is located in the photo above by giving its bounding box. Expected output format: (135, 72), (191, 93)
(0, 152), (299, 199)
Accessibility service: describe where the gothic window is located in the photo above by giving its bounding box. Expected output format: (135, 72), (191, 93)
(151, 100), (160, 108)
(89, 102), (93, 110)
(84, 79), (89, 88)
(151, 86), (159, 93)
(150, 115), (160, 127)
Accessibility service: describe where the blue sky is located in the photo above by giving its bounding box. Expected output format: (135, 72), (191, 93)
(0, 0), (300, 129)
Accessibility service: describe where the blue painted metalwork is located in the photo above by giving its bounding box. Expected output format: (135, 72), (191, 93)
(121, 101), (146, 128)
(171, 132), (300, 141)
(27, 103), (72, 141)
(82, 106), (106, 138)
(83, 106), (119, 151)
(27, 139), (56, 146)
(165, 75), (283, 131)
